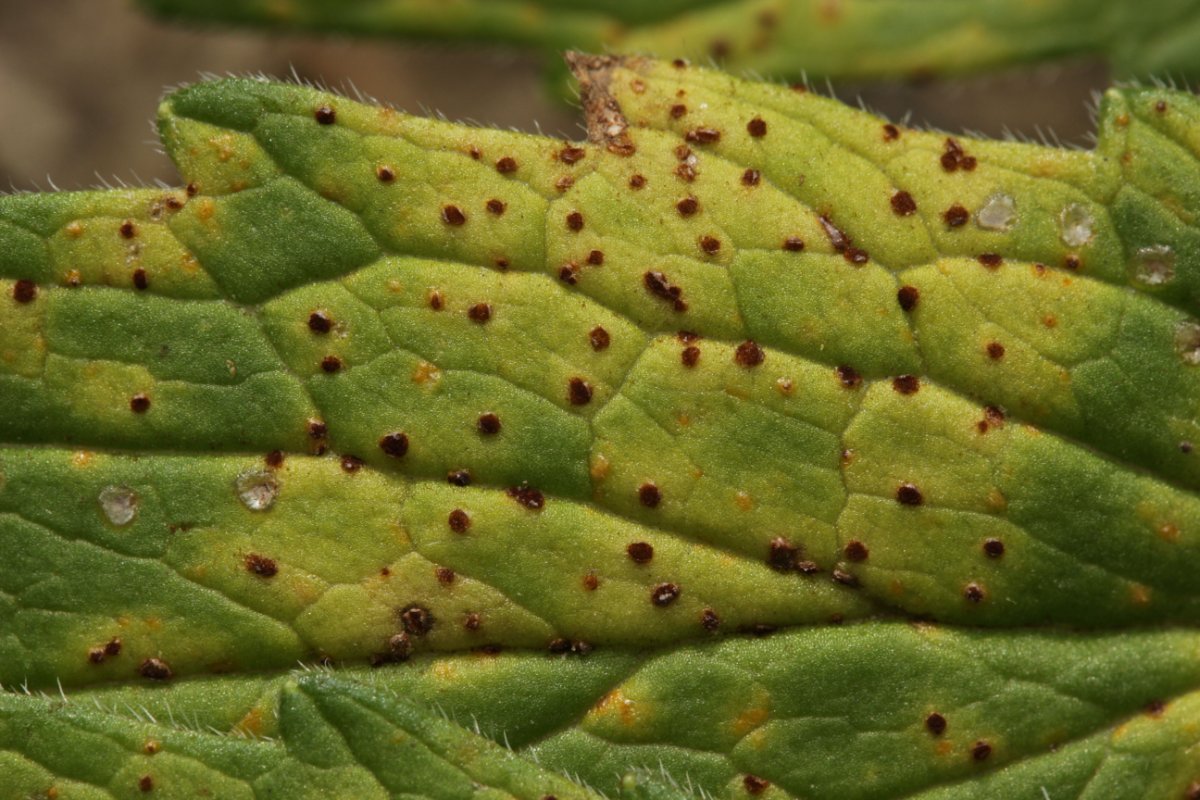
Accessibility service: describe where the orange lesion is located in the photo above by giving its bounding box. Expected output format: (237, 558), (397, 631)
(232, 706), (265, 737)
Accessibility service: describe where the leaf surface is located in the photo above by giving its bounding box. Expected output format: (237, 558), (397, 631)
(135, 0), (1200, 81)
(0, 55), (1198, 798)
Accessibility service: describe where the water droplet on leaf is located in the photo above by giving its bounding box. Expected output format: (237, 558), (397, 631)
(1175, 321), (1200, 366)
(99, 486), (138, 526)
(1059, 203), (1095, 247)
(976, 194), (1016, 232)
(236, 470), (279, 511)
(1131, 245), (1176, 286)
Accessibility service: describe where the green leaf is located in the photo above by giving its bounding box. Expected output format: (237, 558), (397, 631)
(0, 54), (1198, 797)
(135, 0), (1200, 82)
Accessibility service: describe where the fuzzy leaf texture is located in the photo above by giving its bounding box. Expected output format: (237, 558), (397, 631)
(0, 54), (1199, 798)
(135, 0), (1200, 82)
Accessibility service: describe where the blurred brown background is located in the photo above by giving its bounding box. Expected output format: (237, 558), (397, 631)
(0, 0), (1111, 191)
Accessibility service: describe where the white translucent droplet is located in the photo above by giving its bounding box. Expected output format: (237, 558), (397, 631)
(1175, 321), (1200, 366)
(1131, 245), (1176, 286)
(99, 486), (138, 527)
(236, 470), (279, 511)
(976, 194), (1016, 232)
(1059, 203), (1095, 248)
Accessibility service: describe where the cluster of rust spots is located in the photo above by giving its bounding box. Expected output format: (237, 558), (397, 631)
(441, 205), (467, 226)
(340, 454), (365, 473)
(742, 168), (762, 187)
(468, 302), (492, 324)
(478, 412), (502, 435)
(650, 582), (681, 607)
(891, 191), (918, 217)
(308, 310), (333, 333)
(977, 405), (1006, 434)
(548, 637), (593, 656)
(638, 482), (662, 508)
(943, 204), (970, 228)
(87, 637), (123, 665)
(971, 740), (992, 761)
(674, 145), (698, 183)
(508, 483), (546, 510)
(320, 355), (342, 373)
(379, 431), (409, 458)
(747, 117), (768, 138)
(447, 469), (472, 486)
(130, 393), (152, 414)
(486, 199), (506, 216)
(893, 375), (920, 395)
(882, 123), (901, 142)
(743, 775), (771, 795)
(983, 538), (1006, 558)
(701, 607), (721, 631)
(132, 268), (149, 291)
(819, 215), (869, 264)
(978, 253), (1003, 269)
(566, 211), (585, 232)
(139, 657), (173, 681)
(897, 285), (920, 312)
(985, 341), (1006, 360)
(376, 165), (396, 183)
(735, 340), (765, 368)
(314, 105), (337, 125)
(244, 553), (278, 578)
(644, 270), (687, 312)
(941, 138), (977, 172)
(448, 509), (471, 533)
(400, 604), (434, 636)
(589, 326), (611, 351)
(963, 582), (986, 603)
(835, 365), (862, 389)
(12, 279), (37, 304)
(568, 377), (593, 405)
(925, 711), (947, 736)
(896, 483), (924, 506)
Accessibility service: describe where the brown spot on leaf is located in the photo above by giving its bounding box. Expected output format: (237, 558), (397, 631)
(629, 173), (647, 189)
(701, 608), (721, 631)
(139, 775), (154, 793)
(925, 712), (947, 736)
(638, 482), (662, 508)
(971, 740), (992, 761)
(379, 432), (409, 458)
(447, 469), (472, 486)
(978, 253), (1002, 269)
(477, 412), (502, 435)
(583, 571), (599, 591)
(686, 127), (722, 144)
(681, 345), (700, 367)
(983, 538), (1005, 558)
(743, 775), (770, 795)
(138, 658), (172, 681)
(12, 280), (37, 303)
(964, 583), (986, 603)
(891, 191), (918, 216)
(245, 553), (277, 578)
(844, 540), (869, 562)
(897, 285), (920, 311)
(320, 355), (342, 373)
(566, 211), (585, 232)
(307, 310), (333, 333)
(314, 105), (336, 125)
(448, 509), (471, 533)
(670, 104), (688, 119)
(768, 537), (799, 572)
(400, 605), (434, 636)
(507, 483), (545, 510)
(132, 269), (149, 290)
(747, 118), (768, 138)
(893, 375), (920, 395)
(340, 455), (364, 473)
(376, 165), (395, 182)
(130, 394), (151, 414)
(468, 303), (492, 323)
(896, 483), (924, 506)
(883, 123), (900, 141)
(435, 566), (456, 585)
(651, 582), (681, 606)
(586, 249), (605, 266)
(589, 326), (611, 351)
(836, 365), (862, 389)
(735, 340), (765, 367)
(676, 196), (699, 216)
(428, 290), (444, 311)
(560, 146), (586, 164)
(495, 157), (518, 174)
(699, 235), (721, 254)
(986, 341), (1006, 360)
(944, 204), (970, 227)
(627, 541), (654, 564)
(832, 569), (860, 588)
(644, 270), (687, 311)
(783, 236), (806, 252)
(486, 199), (506, 216)
(441, 205), (467, 226)
(742, 168), (761, 186)
(568, 377), (593, 405)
